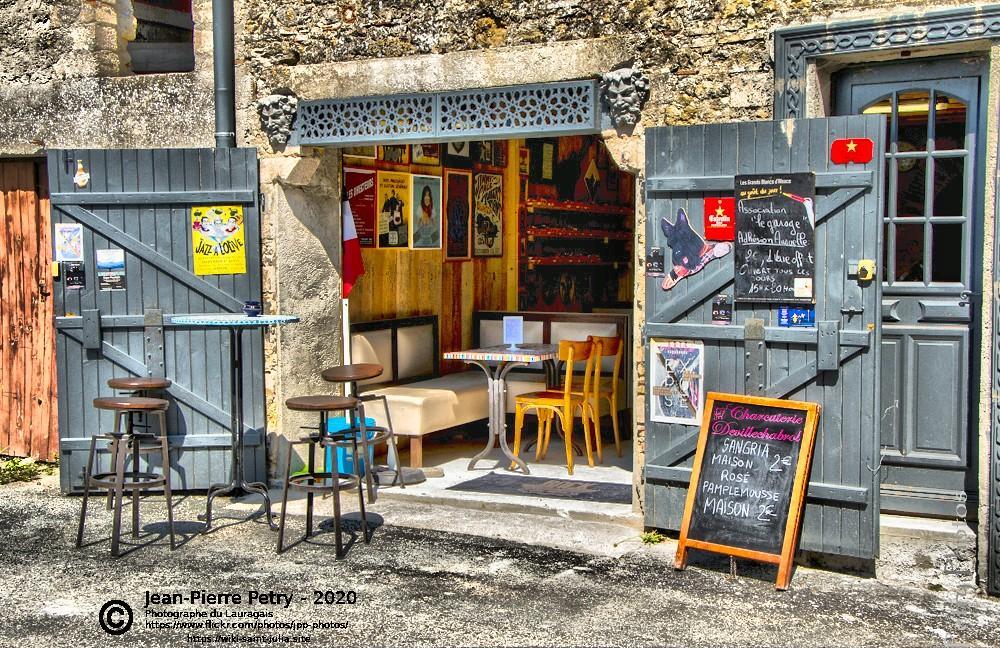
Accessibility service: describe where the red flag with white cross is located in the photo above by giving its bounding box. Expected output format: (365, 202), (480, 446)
(830, 138), (874, 164)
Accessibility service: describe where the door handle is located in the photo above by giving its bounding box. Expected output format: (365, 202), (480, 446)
(840, 306), (864, 316)
(37, 280), (50, 301)
(958, 290), (977, 307)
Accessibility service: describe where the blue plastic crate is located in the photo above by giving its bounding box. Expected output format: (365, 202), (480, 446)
(324, 417), (376, 475)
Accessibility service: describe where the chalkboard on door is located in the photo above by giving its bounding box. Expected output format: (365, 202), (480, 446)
(674, 392), (820, 590)
(734, 173), (816, 303)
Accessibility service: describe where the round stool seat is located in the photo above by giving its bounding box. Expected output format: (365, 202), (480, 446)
(94, 396), (169, 411)
(285, 395), (359, 412)
(321, 363), (383, 383)
(108, 377), (171, 391)
(287, 472), (360, 493)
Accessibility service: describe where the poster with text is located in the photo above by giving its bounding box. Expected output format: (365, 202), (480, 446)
(191, 205), (247, 275)
(649, 339), (704, 425)
(54, 222), (84, 262)
(473, 173), (503, 257)
(444, 170), (472, 260)
(96, 248), (126, 291)
(344, 167), (377, 247)
(410, 174), (442, 249)
(377, 171), (411, 248)
(734, 173), (816, 303)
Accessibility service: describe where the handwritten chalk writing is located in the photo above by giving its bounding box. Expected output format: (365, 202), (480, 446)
(700, 481), (780, 501)
(703, 497), (752, 518)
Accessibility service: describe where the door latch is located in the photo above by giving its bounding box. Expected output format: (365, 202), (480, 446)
(958, 290), (977, 307)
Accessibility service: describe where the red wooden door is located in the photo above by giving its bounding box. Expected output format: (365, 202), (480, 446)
(0, 160), (56, 460)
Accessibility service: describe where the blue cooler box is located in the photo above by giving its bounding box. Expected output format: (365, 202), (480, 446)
(325, 417), (376, 475)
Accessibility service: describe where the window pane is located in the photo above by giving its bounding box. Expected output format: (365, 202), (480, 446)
(896, 158), (927, 218)
(895, 223), (925, 282)
(862, 96), (893, 152)
(933, 157), (965, 217)
(882, 221), (890, 281)
(931, 223), (963, 282)
(934, 93), (967, 151)
(897, 90), (930, 152)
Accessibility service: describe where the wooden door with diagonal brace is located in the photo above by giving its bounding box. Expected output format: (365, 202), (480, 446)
(643, 117), (885, 559)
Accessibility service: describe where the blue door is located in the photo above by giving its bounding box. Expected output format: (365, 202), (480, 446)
(835, 57), (986, 518)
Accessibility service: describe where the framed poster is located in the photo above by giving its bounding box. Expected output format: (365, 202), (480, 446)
(412, 144), (441, 166)
(378, 145), (410, 165)
(341, 145), (376, 160)
(528, 138), (556, 184)
(410, 174), (442, 249)
(492, 140), (508, 168)
(444, 170), (473, 260)
(191, 205), (247, 275)
(475, 141), (494, 166)
(649, 339), (704, 426)
(343, 167), (377, 247)
(473, 173), (503, 257)
(376, 171), (411, 248)
(444, 141), (472, 168)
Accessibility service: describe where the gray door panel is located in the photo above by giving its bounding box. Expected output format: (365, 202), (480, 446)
(835, 57), (984, 517)
(643, 116), (884, 560)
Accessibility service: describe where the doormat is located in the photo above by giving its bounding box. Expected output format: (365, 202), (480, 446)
(446, 472), (632, 504)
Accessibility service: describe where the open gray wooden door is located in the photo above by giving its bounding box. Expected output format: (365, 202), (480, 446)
(48, 148), (264, 493)
(643, 117), (885, 559)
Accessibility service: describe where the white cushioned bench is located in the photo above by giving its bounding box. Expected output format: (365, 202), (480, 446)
(351, 316), (487, 468)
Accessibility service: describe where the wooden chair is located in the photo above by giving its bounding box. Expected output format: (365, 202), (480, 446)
(511, 340), (600, 475)
(588, 334), (624, 458)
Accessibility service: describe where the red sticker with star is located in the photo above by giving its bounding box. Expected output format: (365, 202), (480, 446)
(703, 196), (735, 241)
(830, 138), (874, 164)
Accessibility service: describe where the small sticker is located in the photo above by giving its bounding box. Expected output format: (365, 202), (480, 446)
(703, 197), (735, 241)
(778, 305), (815, 327)
(64, 262), (86, 289)
(793, 277), (813, 299)
(711, 294), (732, 325)
(645, 247), (664, 276)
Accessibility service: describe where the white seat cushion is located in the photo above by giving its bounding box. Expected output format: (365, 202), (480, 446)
(362, 371), (488, 437)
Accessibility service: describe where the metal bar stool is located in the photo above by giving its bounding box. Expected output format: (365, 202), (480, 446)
(321, 363), (405, 499)
(77, 396), (175, 557)
(104, 377), (171, 510)
(278, 395), (370, 556)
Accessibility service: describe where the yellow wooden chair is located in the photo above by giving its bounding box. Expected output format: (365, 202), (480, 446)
(587, 334), (624, 458)
(511, 340), (600, 475)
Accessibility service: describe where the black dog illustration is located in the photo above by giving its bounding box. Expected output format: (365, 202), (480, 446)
(660, 208), (731, 290)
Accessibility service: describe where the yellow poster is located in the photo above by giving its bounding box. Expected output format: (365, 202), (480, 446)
(191, 205), (247, 275)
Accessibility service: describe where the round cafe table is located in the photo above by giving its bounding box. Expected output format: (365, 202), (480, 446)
(171, 314), (299, 531)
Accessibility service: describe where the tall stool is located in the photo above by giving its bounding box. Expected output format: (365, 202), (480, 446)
(321, 363), (405, 499)
(278, 395), (370, 556)
(105, 377), (171, 509)
(77, 396), (175, 557)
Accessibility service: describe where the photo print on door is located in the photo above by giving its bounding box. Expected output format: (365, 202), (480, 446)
(660, 208), (732, 291)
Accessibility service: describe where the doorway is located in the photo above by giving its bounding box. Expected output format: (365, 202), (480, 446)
(834, 57), (986, 518)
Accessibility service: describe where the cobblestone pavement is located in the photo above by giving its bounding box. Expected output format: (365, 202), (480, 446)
(1, 477), (998, 648)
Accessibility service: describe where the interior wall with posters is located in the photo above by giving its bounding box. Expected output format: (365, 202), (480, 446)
(342, 141), (520, 372)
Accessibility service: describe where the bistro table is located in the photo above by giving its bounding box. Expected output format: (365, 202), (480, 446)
(444, 344), (558, 474)
(171, 313), (299, 531)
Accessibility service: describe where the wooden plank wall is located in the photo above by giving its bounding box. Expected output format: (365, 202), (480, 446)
(0, 159), (57, 460)
(348, 142), (520, 373)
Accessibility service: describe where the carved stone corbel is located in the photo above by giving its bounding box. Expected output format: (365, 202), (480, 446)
(600, 64), (651, 135)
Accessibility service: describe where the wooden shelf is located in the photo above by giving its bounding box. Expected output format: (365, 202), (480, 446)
(525, 199), (633, 216)
(524, 227), (632, 241)
(522, 256), (626, 268)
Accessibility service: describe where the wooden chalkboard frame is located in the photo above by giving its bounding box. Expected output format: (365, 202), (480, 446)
(673, 392), (820, 590)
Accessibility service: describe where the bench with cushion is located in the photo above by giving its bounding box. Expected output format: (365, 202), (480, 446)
(351, 316), (487, 468)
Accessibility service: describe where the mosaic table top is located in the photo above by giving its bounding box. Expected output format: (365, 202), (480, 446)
(444, 344), (558, 363)
(171, 314), (300, 327)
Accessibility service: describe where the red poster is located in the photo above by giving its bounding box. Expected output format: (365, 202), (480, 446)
(830, 138), (874, 164)
(703, 196), (735, 241)
(344, 167), (376, 247)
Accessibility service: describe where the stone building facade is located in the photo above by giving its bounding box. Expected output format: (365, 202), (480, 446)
(1, 0), (997, 591)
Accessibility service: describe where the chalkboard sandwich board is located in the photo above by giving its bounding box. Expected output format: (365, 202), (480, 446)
(673, 392), (820, 590)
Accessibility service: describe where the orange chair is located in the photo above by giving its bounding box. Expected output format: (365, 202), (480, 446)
(511, 340), (600, 475)
(587, 335), (624, 458)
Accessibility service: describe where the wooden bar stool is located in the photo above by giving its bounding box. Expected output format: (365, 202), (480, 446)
(321, 363), (405, 498)
(278, 395), (370, 556)
(77, 396), (175, 557)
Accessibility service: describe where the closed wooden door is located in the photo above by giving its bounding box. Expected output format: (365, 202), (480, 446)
(0, 160), (57, 460)
(835, 58), (985, 518)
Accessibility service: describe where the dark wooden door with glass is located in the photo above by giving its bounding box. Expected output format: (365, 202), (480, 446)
(835, 58), (985, 518)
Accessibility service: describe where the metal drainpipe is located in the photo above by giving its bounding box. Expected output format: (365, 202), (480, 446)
(213, 0), (236, 148)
